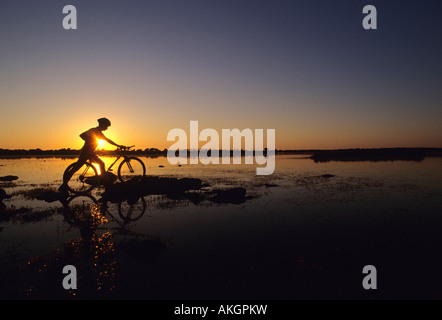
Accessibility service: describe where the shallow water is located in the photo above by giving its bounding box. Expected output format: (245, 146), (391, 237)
(1, 155), (442, 299)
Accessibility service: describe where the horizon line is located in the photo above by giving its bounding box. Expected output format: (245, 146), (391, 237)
(1, 147), (442, 153)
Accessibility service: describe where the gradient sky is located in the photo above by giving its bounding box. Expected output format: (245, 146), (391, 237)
(1, 0), (441, 150)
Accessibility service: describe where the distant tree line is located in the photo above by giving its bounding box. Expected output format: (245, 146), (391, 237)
(0, 148), (167, 156)
(1, 147), (441, 158)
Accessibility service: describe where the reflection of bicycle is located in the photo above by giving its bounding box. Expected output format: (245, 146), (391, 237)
(63, 194), (146, 226)
(63, 146), (146, 194)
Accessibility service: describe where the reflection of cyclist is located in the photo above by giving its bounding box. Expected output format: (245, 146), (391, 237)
(59, 118), (126, 192)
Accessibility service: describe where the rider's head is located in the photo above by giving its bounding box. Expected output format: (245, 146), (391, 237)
(97, 117), (111, 130)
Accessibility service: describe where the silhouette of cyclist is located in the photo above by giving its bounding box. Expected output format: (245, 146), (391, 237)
(59, 118), (126, 192)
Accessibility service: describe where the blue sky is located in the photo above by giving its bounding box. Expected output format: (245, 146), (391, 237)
(1, 0), (441, 149)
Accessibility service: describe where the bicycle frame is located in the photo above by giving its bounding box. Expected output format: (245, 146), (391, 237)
(83, 148), (135, 175)
(106, 154), (123, 173)
(81, 154), (122, 176)
(106, 150), (136, 174)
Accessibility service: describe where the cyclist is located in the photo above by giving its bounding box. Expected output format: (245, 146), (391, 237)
(59, 118), (126, 192)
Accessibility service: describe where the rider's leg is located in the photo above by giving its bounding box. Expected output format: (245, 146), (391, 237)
(63, 161), (84, 182)
(90, 154), (105, 175)
(58, 160), (85, 192)
(59, 150), (88, 191)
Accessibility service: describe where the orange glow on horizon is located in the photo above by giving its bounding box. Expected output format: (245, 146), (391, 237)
(1, 112), (441, 150)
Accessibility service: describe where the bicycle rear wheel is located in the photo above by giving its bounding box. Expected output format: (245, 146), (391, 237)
(64, 162), (99, 194)
(117, 157), (146, 184)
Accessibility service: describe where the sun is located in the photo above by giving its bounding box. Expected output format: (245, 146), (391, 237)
(97, 139), (105, 148)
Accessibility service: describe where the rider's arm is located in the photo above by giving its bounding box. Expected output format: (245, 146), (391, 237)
(102, 134), (123, 148)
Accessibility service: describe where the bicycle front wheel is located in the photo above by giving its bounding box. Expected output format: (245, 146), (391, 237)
(117, 157), (146, 184)
(64, 162), (99, 194)
(118, 196), (146, 222)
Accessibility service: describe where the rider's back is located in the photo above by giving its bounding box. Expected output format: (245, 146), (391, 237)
(80, 127), (105, 150)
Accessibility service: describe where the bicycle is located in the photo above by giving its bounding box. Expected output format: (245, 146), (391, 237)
(63, 145), (146, 194)
(63, 194), (147, 226)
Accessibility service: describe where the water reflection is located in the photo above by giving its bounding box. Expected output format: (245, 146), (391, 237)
(59, 194), (149, 296)
(2, 155), (442, 299)
(0, 193), (165, 298)
(63, 194), (146, 229)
